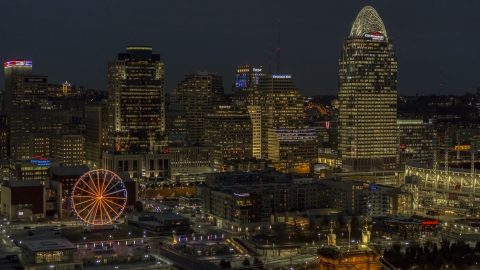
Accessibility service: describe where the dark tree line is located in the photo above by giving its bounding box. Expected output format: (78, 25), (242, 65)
(383, 239), (480, 269)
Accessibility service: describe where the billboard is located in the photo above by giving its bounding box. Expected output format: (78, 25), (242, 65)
(313, 163), (330, 172)
(4, 60), (32, 67)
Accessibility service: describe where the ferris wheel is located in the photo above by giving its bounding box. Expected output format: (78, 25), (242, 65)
(71, 169), (127, 225)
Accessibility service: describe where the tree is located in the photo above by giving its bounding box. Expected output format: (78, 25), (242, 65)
(219, 259), (227, 269)
(242, 258), (250, 266)
(134, 201), (143, 212)
(253, 257), (263, 267)
(225, 261), (231, 269)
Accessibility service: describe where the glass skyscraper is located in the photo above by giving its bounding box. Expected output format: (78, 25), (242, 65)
(338, 6), (398, 172)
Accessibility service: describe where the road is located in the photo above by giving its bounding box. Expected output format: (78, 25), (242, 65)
(155, 246), (217, 270)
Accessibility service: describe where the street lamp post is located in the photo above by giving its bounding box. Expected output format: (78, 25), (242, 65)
(318, 233), (321, 249)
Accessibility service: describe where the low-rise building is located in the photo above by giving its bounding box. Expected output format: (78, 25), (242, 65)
(20, 238), (82, 270)
(9, 157), (60, 181)
(126, 212), (191, 234)
(203, 182), (328, 232)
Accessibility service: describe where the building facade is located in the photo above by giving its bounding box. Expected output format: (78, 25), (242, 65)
(4, 59), (33, 112)
(398, 119), (434, 170)
(170, 72), (224, 145)
(231, 65), (265, 105)
(107, 46), (166, 155)
(204, 104), (253, 170)
(85, 104), (108, 169)
(337, 6), (398, 172)
(9, 109), (63, 159)
(255, 75), (306, 162)
(51, 132), (85, 167)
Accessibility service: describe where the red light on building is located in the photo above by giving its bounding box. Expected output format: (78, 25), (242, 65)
(422, 220), (438, 225)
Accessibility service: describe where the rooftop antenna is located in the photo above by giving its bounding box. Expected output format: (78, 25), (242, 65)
(268, 44), (272, 75)
(276, 20), (281, 74)
(439, 67), (443, 95)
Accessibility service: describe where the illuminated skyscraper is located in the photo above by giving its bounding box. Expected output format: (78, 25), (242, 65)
(338, 6), (398, 172)
(204, 104), (253, 170)
(256, 75), (305, 159)
(4, 60), (33, 112)
(170, 72), (224, 145)
(107, 46), (165, 154)
(231, 65), (265, 105)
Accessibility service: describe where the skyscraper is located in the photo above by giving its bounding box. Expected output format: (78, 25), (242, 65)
(231, 65), (265, 105)
(107, 46), (165, 154)
(170, 72), (224, 145)
(256, 74), (305, 160)
(4, 60), (33, 112)
(338, 6), (398, 172)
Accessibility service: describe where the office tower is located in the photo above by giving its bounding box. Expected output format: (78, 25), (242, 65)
(15, 76), (48, 108)
(85, 104), (108, 169)
(398, 119), (434, 170)
(231, 65), (265, 105)
(170, 72), (224, 145)
(204, 104), (253, 170)
(9, 109), (63, 159)
(338, 6), (398, 172)
(270, 128), (318, 173)
(165, 103), (188, 136)
(4, 60), (33, 112)
(29, 132), (51, 157)
(0, 114), (8, 159)
(107, 46), (165, 154)
(51, 132), (85, 166)
(256, 75), (305, 159)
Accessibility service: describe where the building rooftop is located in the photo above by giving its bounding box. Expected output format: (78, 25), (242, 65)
(3, 180), (43, 188)
(49, 165), (90, 176)
(133, 212), (189, 221)
(23, 238), (76, 252)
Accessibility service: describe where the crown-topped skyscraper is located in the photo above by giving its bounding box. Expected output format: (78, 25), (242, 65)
(337, 6), (398, 172)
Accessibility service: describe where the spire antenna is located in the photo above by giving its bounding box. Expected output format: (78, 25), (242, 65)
(268, 44), (272, 75)
(276, 20), (281, 73)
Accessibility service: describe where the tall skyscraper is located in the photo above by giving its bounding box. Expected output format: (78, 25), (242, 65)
(4, 60), (33, 112)
(107, 46), (165, 154)
(204, 104), (253, 170)
(338, 6), (398, 172)
(170, 72), (224, 145)
(231, 65), (265, 105)
(256, 74), (305, 160)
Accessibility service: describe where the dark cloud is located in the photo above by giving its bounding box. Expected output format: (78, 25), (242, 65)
(1, 1), (479, 96)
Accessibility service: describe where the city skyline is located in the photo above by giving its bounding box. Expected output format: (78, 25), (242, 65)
(0, 1), (478, 96)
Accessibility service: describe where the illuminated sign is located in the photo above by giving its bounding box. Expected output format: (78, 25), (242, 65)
(272, 75), (291, 79)
(364, 32), (385, 41)
(25, 77), (47, 83)
(4, 60), (32, 67)
(234, 193), (249, 197)
(30, 156), (51, 166)
(422, 220), (439, 225)
(218, 105), (232, 109)
(235, 74), (247, 88)
(325, 121), (330, 130)
(252, 68), (262, 72)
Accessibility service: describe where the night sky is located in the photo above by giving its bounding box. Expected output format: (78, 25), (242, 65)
(1, 1), (479, 96)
